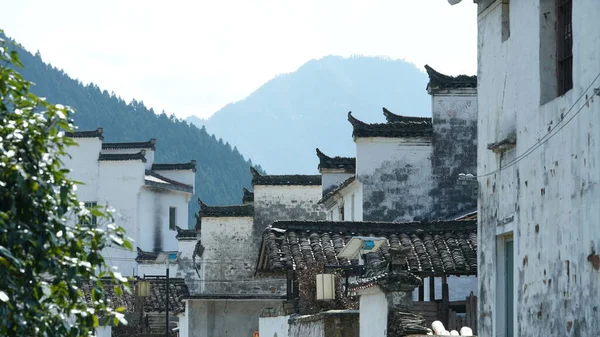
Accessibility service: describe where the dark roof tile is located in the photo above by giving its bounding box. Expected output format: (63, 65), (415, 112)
(316, 148), (355, 172)
(242, 187), (254, 204)
(319, 176), (356, 204)
(65, 128), (104, 140)
(152, 160), (197, 172)
(382, 107), (432, 124)
(425, 65), (477, 93)
(99, 150), (147, 162)
(102, 139), (156, 150)
(136, 247), (158, 262)
(176, 226), (197, 240)
(257, 220), (477, 276)
(199, 199), (254, 217)
(348, 112), (433, 139)
(82, 278), (189, 314)
(145, 170), (193, 193)
(251, 167), (321, 186)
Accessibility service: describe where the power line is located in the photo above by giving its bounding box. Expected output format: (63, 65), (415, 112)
(478, 71), (600, 178)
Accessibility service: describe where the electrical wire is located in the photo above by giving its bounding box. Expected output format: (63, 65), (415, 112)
(477, 71), (600, 178)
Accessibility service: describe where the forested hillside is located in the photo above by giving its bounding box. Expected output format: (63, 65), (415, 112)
(5, 35), (261, 225)
(189, 56), (431, 174)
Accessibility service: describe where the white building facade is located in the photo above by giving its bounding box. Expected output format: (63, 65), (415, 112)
(454, 0), (600, 336)
(64, 128), (196, 277)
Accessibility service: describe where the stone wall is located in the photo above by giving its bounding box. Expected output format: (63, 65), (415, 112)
(288, 310), (359, 337)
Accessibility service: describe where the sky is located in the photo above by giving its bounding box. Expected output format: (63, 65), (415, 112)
(1, 1), (477, 119)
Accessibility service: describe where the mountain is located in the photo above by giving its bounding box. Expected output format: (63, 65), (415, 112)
(4, 35), (262, 226)
(188, 56), (431, 174)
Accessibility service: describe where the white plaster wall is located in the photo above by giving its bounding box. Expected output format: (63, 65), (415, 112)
(137, 263), (179, 277)
(355, 137), (431, 177)
(154, 170), (195, 193)
(188, 299), (283, 337)
(138, 187), (189, 253)
(259, 315), (290, 337)
(178, 309), (188, 337)
(340, 181), (362, 222)
(322, 172), (354, 194)
(254, 185), (323, 210)
(94, 326), (111, 337)
(199, 216), (262, 294)
(358, 287), (387, 337)
(356, 138), (433, 222)
(477, 1), (600, 336)
(63, 138), (102, 203)
(432, 94), (477, 122)
(253, 185), (325, 230)
(97, 161), (145, 275)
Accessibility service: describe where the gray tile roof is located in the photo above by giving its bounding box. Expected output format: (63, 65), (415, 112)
(102, 139), (156, 150)
(152, 160), (197, 172)
(257, 220), (477, 277)
(251, 167), (321, 186)
(65, 127), (104, 140)
(382, 107), (432, 124)
(99, 150), (147, 162)
(82, 278), (189, 314)
(425, 65), (477, 93)
(348, 112), (433, 139)
(316, 148), (356, 172)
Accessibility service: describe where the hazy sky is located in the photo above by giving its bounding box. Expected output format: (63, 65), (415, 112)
(1, 1), (476, 119)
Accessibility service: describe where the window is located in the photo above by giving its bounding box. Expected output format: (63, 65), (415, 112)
(339, 206), (344, 221)
(496, 235), (515, 337)
(557, 0), (573, 95)
(501, 0), (510, 41)
(84, 202), (97, 225)
(169, 207), (177, 230)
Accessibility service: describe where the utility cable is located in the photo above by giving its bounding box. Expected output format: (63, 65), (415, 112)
(477, 71), (600, 178)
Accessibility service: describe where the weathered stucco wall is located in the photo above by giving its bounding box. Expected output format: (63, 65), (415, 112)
(139, 187), (188, 253)
(198, 216), (285, 294)
(188, 299), (283, 337)
(477, 1), (600, 336)
(259, 315), (290, 337)
(431, 93), (478, 219)
(359, 287), (388, 337)
(253, 185), (325, 234)
(356, 137), (434, 222)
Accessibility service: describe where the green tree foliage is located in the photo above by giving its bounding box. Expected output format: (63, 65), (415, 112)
(0, 33), (131, 336)
(1, 33), (259, 225)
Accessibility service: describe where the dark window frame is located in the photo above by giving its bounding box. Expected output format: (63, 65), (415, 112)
(557, 0), (573, 95)
(169, 206), (177, 231)
(84, 201), (98, 225)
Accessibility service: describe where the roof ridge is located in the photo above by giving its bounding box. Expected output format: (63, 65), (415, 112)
(424, 64), (477, 93)
(65, 127), (104, 140)
(102, 138), (156, 150)
(146, 170), (193, 189)
(348, 111), (433, 139)
(99, 150), (146, 162)
(152, 160), (197, 172)
(382, 107), (432, 124)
